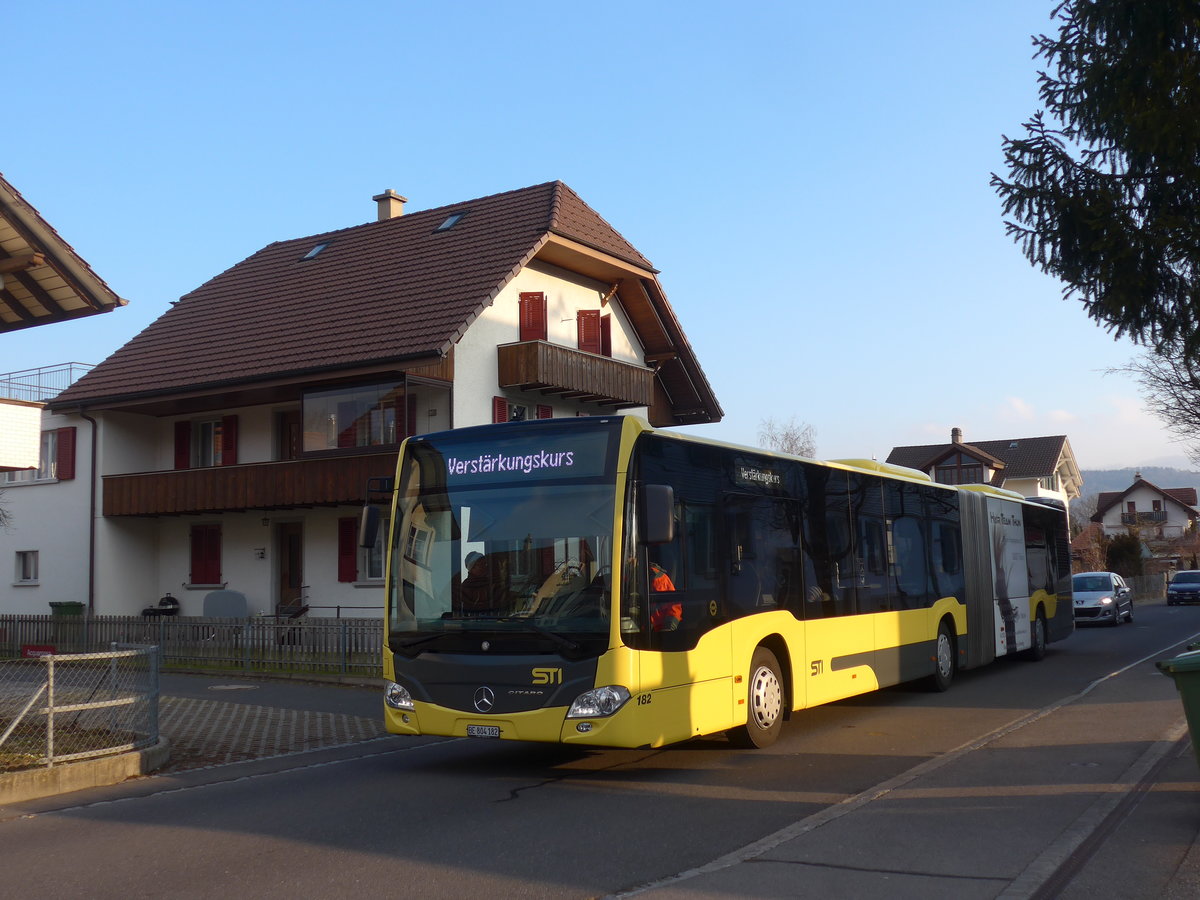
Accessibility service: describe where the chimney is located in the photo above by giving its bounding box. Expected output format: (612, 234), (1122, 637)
(372, 189), (407, 221)
(951, 427), (962, 444)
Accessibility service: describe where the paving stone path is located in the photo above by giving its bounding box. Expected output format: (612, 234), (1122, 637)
(158, 696), (388, 772)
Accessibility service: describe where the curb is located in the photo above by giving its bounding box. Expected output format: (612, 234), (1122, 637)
(0, 737), (171, 805)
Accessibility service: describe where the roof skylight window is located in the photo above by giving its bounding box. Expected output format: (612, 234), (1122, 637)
(302, 242), (330, 260)
(435, 213), (465, 232)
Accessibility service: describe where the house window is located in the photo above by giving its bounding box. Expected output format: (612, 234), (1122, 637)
(934, 453), (982, 485)
(15, 550), (38, 584)
(195, 419), (224, 467)
(303, 381), (409, 452)
(175, 417), (238, 469)
(1, 428), (74, 484)
(577, 310), (612, 357)
(492, 397), (529, 423)
(519, 292), (547, 342)
(190, 524), (222, 586)
(1039, 473), (1059, 491)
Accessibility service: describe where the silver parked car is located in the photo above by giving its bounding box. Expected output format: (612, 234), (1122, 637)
(1167, 570), (1200, 606)
(1072, 571), (1133, 626)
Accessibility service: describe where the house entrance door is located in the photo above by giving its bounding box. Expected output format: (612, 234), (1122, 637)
(276, 523), (304, 614)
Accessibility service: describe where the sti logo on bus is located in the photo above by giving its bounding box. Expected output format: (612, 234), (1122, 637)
(532, 667), (562, 685)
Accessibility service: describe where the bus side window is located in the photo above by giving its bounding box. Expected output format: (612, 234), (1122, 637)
(892, 516), (930, 608)
(932, 521), (965, 599)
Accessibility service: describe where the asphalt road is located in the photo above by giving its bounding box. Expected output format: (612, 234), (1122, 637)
(2, 600), (1198, 899)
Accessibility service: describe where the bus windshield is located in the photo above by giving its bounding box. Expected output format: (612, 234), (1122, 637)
(387, 426), (620, 655)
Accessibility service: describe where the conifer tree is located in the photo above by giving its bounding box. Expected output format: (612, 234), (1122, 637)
(993, 2), (1200, 357)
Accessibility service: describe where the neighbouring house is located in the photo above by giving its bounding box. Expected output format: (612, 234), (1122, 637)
(885, 427), (1083, 508)
(1089, 473), (1199, 577)
(1092, 474), (1198, 540)
(0, 181), (721, 617)
(1, 173), (126, 473)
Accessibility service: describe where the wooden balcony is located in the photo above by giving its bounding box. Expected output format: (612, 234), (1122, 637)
(497, 341), (654, 408)
(103, 452), (397, 517)
(1121, 511), (1168, 525)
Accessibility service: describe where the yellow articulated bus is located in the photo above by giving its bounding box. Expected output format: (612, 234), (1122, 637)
(362, 415), (1072, 749)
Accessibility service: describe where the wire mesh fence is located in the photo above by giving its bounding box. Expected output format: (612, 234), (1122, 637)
(0, 614), (383, 678)
(0, 645), (159, 771)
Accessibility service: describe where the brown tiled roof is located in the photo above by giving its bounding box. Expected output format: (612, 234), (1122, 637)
(51, 181), (693, 412)
(887, 435), (1068, 479)
(0, 172), (127, 333)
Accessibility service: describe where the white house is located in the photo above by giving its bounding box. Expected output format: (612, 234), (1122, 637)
(0, 182), (720, 617)
(1092, 474), (1198, 540)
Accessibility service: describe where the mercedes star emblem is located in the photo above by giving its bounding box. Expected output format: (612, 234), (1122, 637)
(473, 686), (495, 713)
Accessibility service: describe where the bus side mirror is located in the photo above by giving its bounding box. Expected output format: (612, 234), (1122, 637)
(359, 505), (380, 549)
(641, 484), (675, 545)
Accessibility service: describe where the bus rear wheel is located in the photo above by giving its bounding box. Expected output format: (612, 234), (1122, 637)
(729, 647), (784, 748)
(928, 621), (955, 692)
(1024, 612), (1047, 660)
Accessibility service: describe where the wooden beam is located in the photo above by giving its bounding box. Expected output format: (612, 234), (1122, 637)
(0, 252), (44, 274)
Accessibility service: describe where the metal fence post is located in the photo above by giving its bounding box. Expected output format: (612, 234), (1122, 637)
(45, 655), (55, 768)
(149, 645), (160, 743)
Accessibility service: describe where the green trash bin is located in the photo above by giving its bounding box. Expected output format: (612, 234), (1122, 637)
(1156, 648), (1200, 770)
(48, 601), (85, 616)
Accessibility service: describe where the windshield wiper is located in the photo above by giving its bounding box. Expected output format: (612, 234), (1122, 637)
(496, 617), (580, 652)
(397, 632), (454, 651)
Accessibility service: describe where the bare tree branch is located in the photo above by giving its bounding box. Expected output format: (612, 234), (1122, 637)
(757, 416), (817, 458)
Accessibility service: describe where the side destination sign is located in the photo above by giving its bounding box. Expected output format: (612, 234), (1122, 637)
(438, 428), (614, 485)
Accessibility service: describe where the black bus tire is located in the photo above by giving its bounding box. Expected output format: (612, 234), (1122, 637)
(728, 646), (784, 748)
(1025, 612), (1047, 661)
(928, 620), (955, 692)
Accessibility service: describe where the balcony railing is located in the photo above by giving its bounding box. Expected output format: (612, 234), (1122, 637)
(103, 452), (397, 517)
(0, 363), (93, 402)
(1121, 511), (1168, 525)
(497, 341), (654, 408)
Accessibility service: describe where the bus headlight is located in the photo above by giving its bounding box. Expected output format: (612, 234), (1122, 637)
(384, 681), (415, 711)
(567, 686), (631, 718)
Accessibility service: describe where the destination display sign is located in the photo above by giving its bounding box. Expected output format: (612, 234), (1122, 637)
(734, 463), (784, 489)
(427, 424), (617, 486)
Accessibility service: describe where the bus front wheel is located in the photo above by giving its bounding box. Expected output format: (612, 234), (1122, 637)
(729, 646), (784, 748)
(928, 621), (955, 692)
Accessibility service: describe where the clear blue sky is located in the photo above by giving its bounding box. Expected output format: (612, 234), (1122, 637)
(4, 1), (1185, 473)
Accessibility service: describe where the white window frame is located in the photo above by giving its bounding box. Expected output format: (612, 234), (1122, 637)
(15, 550), (38, 584)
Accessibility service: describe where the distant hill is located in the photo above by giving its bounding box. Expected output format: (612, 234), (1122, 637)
(1079, 467), (1200, 497)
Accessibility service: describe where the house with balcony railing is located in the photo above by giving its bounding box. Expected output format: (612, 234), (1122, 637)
(2, 182), (721, 617)
(1093, 474), (1198, 541)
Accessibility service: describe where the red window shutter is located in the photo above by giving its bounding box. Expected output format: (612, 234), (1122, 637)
(55, 427), (77, 480)
(600, 314), (612, 358)
(337, 517), (358, 583)
(519, 292), (547, 342)
(174, 421), (192, 470)
(190, 524), (221, 585)
(221, 415), (239, 466)
(492, 396), (508, 424)
(536, 404), (552, 420)
(577, 310), (601, 354)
